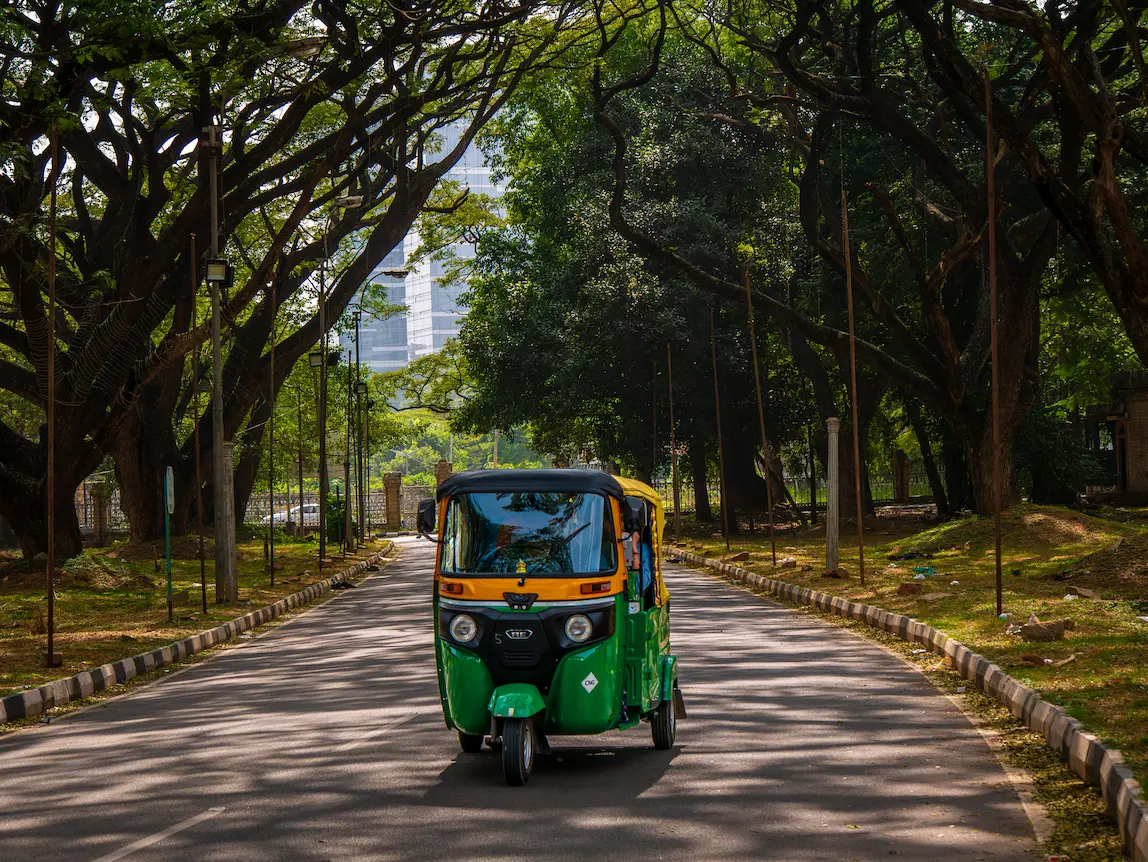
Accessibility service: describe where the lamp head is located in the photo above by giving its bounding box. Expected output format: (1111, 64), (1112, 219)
(205, 258), (233, 286)
(308, 351), (323, 368)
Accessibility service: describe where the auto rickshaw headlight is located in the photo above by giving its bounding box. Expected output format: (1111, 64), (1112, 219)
(565, 614), (593, 643)
(449, 614), (478, 643)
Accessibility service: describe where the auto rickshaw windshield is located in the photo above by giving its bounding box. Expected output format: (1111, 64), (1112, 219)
(441, 491), (617, 576)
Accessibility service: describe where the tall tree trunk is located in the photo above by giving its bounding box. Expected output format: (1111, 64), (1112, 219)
(0, 426), (97, 559)
(723, 434), (770, 510)
(690, 441), (712, 523)
(967, 423), (1017, 517)
(905, 400), (950, 519)
(0, 473), (84, 559)
(111, 406), (178, 541)
(944, 444), (969, 512)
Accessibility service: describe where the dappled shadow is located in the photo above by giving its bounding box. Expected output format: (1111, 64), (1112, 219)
(0, 538), (1036, 861)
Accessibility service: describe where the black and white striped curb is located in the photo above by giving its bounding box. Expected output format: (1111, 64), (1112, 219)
(0, 546), (393, 726)
(670, 547), (1148, 862)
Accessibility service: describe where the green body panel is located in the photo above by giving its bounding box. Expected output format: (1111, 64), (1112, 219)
(624, 601), (670, 713)
(488, 683), (546, 718)
(625, 612), (649, 712)
(440, 641), (495, 735)
(433, 592), (675, 736)
(544, 634), (620, 734)
(647, 602), (671, 705)
(661, 654), (678, 701)
(432, 594), (452, 728)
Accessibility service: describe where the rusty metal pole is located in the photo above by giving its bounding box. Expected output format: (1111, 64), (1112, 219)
(268, 273), (276, 586)
(667, 343), (681, 543)
(344, 349), (353, 557)
(710, 309), (731, 551)
(808, 425), (817, 524)
(841, 192), (866, 586)
(651, 359), (658, 482)
(297, 388), (305, 537)
(45, 126), (60, 668)
(986, 71), (1003, 617)
(743, 270), (777, 565)
(191, 235), (207, 614)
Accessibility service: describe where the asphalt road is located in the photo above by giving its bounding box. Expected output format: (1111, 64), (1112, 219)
(0, 537), (1037, 861)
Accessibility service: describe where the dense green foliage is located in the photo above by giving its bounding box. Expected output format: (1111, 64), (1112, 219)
(449, 1), (1148, 516)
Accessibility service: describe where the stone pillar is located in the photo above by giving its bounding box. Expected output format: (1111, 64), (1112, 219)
(217, 442), (238, 602)
(826, 417), (840, 574)
(383, 472), (403, 531)
(893, 449), (910, 504)
(1124, 389), (1148, 493)
(93, 484), (107, 547)
(434, 460), (453, 485)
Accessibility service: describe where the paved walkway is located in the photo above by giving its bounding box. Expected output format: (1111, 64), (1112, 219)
(0, 537), (1036, 860)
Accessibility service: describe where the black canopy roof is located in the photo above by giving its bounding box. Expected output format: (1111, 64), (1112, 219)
(435, 468), (625, 502)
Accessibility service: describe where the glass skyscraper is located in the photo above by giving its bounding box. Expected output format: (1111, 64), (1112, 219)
(345, 123), (500, 372)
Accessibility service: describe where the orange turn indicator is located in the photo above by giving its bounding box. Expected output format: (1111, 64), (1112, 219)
(580, 581), (612, 595)
(440, 582), (463, 595)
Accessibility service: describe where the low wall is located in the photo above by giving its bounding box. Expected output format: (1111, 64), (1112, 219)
(0, 546), (392, 725)
(671, 547), (1148, 862)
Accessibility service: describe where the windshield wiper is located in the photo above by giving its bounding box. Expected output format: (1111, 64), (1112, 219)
(546, 522), (591, 558)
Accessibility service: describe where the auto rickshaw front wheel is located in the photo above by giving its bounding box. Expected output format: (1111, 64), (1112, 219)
(459, 732), (484, 753)
(651, 691), (677, 750)
(501, 717), (534, 786)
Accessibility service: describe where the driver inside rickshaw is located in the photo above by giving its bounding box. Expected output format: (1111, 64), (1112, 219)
(622, 497), (656, 609)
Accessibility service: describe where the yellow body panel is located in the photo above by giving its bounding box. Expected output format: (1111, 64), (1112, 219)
(438, 576), (622, 602)
(614, 478), (671, 607)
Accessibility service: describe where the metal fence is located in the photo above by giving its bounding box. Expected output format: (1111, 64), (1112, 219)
(241, 484), (435, 533)
(75, 483), (129, 537)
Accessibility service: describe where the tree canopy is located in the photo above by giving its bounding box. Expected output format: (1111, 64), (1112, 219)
(0, 0), (606, 556)
(452, 0), (1146, 517)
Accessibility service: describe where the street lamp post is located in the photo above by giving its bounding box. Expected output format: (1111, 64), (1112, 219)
(355, 380), (368, 547)
(352, 309), (365, 548)
(344, 349), (353, 556)
(316, 194), (362, 567)
(365, 398), (375, 539)
(308, 350), (325, 565)
(296, 385), (305, 537)
(204, 250), (235, 603)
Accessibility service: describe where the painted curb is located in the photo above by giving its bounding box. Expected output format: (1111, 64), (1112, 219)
(669, 546), (1148, 862)
(0, 546), (392, 726)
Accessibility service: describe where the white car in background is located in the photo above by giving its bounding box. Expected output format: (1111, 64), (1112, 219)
(261, 503), (320, 526)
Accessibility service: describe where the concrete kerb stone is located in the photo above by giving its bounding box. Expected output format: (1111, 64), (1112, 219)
(1135, 811), (1148, 862)
(0, 547), (391, 727)
(669, 545), (1148, 862)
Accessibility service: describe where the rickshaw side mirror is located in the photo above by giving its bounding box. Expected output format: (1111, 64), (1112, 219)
(417, 499), (437, 537)
(623, 498), (645, 534)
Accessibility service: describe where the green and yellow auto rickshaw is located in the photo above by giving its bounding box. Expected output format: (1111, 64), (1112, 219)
(417, 468), (684, 785)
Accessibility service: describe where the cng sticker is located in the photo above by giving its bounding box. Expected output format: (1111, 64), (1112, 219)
(581, 672), (599, 693)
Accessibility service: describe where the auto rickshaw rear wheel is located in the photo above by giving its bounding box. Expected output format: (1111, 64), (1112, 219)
(651, 689), (676, 750)
(501, 717), (534, 786)
(458, 732), (484, 753)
